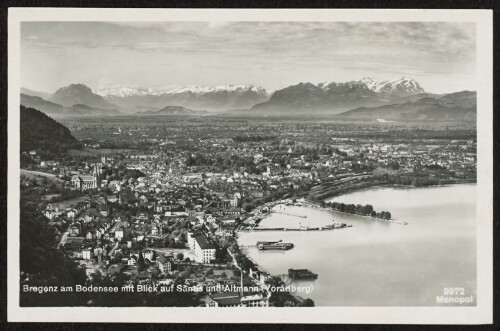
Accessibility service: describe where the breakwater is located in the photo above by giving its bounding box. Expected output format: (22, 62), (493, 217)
(239, 224), (352, 231)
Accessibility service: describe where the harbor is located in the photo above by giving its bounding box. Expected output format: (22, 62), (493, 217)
(240, 199), (356, 232)
(242, 199), (407, 231)
(237, 184), (476, 306)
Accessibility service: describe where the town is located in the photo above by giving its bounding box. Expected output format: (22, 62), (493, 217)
(20, 116), (477, 307)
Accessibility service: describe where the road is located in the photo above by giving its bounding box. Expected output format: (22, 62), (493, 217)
(107, 241), (120, 257)
(108, 221), (120, 234)
(57, 230), (69, 249)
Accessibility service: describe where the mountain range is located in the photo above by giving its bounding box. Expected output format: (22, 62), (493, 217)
(250, 77), (427, 114)
(21, 83), (271, 116)
(20, 77), (476, 122)
(100, 84), (271, 112)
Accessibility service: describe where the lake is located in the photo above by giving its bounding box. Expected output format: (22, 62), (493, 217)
(237, 184), (477, 306)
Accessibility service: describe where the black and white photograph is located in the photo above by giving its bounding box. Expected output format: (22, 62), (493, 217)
(7, 8), (493, 324)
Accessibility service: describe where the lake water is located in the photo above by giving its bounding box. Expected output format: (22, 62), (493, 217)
(237, 184), (477, 306)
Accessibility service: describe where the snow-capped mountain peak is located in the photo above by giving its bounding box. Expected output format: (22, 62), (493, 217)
(93, 83), (272, 112)
(359, 77), (378, 90)
(359, 76), (425, 96)
(95, 86), (165, 97)
(95, 84), (271, 97)
(372, 77), (423, 95)
(314, 77), (424, 97)
(167, 84), (269, 95)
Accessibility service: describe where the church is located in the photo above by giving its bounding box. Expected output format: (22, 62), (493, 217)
(71, 163), (103, 190)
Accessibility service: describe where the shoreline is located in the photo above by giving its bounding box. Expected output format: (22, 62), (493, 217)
(316, 178), (476, 201)
(239, 180), (476, 232)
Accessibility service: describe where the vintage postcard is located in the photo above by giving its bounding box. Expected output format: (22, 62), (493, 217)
(7, 8), (493, 324)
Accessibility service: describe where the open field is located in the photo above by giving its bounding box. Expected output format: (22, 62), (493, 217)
(21, 169), (63, 182)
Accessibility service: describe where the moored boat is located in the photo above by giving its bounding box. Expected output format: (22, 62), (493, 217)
(323, 222), (348, 229)
(257, 240), (294, 250)
(288, 268), (318, 280)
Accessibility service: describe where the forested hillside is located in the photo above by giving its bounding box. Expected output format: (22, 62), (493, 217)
(20, 106), (81, 154)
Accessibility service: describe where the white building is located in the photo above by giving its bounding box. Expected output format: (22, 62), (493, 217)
(82, 248), (93, 260)
(115, 229), (124, 240)
(187, 231), (196, 250)
(157, 254), (174, 274)
(193, 235), (216, 264)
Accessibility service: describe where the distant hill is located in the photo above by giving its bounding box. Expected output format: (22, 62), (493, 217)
(142, 105), (208, 116)
(21, 94), (64, 116)
(21, 87), (51, 100)
(21, 91), (121, 117)
(21, 106), (80, 154)
(48, 84), (119, 110)
(336, 91), (476, 122)
(389, 92), (440, 104)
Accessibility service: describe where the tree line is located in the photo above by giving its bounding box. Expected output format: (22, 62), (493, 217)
(322, 201), (392, 220)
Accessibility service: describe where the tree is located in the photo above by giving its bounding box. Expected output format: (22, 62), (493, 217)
(215, 247), (227, 263)
(362, 204), (374, 215)
(267, 276), (295, 307)
(138, 252), (145, 271)
(299, 298), (315, 307)
(176, 252), (184, 261)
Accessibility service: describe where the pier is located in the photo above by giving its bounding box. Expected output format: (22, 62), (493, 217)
(241, 224), (352, 232)
(386, 219), (408, 225)
(270, 210), (307, 218)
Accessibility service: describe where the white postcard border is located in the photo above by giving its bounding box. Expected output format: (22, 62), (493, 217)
(7, 8), (493, 324)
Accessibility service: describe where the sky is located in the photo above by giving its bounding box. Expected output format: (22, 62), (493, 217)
(21, 21), (476, 94)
